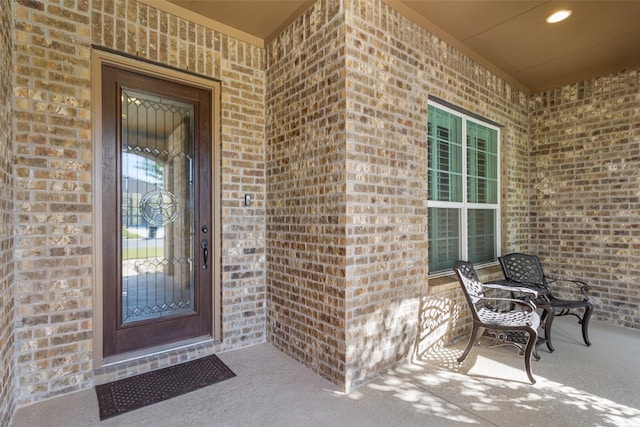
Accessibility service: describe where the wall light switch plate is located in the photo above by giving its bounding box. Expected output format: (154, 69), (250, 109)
(245, 194), (251, 207)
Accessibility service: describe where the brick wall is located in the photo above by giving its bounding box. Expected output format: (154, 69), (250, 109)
(7, 0), (638, 415)
(0, 0), (15, 424)
(343, 0), (530, 389)
(530, 69), (640, 328)
(12, 0), (94, 406)
(265, 0), (348, 388)
(265, 0), (531, 391)
(7, 0), (532, 400)
(343, 0), (428, 389)
(12, 0), (266, 406)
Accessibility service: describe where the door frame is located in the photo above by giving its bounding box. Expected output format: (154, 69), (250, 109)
(91, 49), (221, 367)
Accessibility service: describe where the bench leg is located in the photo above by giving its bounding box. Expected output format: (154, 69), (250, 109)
(524, 327), (538, 384)
(457, 323), (481, 363)
(581, 302), (593, 347)
(541, 304), (555, 352)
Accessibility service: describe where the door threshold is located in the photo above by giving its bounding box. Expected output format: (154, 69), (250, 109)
(95, 336), (222, 385)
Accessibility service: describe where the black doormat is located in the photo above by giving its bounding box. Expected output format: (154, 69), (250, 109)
(95, 354), (235, 420)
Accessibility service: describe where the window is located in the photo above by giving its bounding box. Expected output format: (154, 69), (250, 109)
(427, 101), (500, 273)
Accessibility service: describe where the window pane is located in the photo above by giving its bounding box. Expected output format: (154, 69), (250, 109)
(428, 106), (462, 202)
(468, 209), (496, 264)
(428, 207), (460, 272)
(467, 122), (498, 204)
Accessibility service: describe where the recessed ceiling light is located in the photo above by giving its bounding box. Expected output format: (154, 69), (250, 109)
(546, 10), (572, 23)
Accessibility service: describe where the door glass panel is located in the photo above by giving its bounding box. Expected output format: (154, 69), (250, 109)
(121, 88), (195, 324)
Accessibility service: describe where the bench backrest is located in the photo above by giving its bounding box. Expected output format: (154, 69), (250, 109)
(453, 260), (486, 319)
(499, 253), (549, 289)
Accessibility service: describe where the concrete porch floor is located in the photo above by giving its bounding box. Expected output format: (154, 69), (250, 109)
(11, 316), (640, 427)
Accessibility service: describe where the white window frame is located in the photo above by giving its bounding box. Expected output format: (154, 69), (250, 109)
(427, 100), (501, 275)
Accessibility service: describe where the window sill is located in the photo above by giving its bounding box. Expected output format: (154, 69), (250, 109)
(429, 263), (503, 287)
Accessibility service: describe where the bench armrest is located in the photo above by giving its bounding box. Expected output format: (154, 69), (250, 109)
(546, 276), (590, 300)
(484, 282), (539, 298)
(476, 296), (537, 313)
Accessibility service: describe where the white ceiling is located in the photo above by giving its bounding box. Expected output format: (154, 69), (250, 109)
(161, 0), (640, 93)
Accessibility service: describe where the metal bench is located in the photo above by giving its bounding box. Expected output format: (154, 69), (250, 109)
(499, 253), (593, 352)
(454, 260), (541, 384)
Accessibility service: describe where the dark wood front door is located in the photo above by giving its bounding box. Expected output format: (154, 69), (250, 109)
(101, 64), (213, 357)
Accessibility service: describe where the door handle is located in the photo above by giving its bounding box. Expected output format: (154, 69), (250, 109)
(201, 239), (209, 270)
